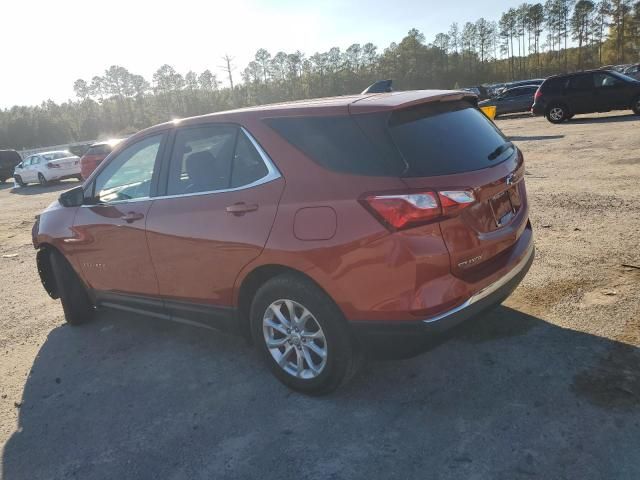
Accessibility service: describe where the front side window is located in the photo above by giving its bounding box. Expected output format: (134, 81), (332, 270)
(166, 125), (270, 195)
(594, 73), (623, 88)
(93, 134), (163, 203)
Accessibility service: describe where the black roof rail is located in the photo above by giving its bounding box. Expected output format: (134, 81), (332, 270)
(361, 79), (393, 94)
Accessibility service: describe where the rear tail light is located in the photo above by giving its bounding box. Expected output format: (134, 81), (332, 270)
(362, 190), (475, 230)
(46, 162), (60, 169)
(534, 89), (542, 101)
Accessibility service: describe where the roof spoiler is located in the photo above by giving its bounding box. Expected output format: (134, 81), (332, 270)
(361, 79), (393, 94)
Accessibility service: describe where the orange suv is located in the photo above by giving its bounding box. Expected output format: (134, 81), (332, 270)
(33, 90), (534, 394)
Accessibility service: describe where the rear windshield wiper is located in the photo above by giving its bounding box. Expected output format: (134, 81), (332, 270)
(488, 141), (514, 161)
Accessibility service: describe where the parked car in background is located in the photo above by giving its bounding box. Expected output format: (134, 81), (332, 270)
(461, 85), (490, 100)
(623, 63), (640, 80)
(0, 150), (22, 183)
(33, 89), (534, 394)
(80, 139), (123, 179)
(532, 70), (640, 123)
(494, 79), (545, 96)
(14, 151), (82, 186)
(479, 85), (538, 117)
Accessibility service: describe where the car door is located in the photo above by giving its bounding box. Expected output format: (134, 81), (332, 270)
(566, 73), (595, 114)
(15, 157), (30, 181)
(593, 72), (630, 110)
(71, 132), (169, 312)
(145, 123), (284, 328)
(512, 87), (536, 112)
(22, 156), (35, 182)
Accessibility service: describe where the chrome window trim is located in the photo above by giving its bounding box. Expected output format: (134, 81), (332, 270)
(80, 127), (281, 207)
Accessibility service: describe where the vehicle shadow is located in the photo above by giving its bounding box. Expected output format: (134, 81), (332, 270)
(9, 180), (82, 196)
(2, 306), (639, 479)
(568, 114), (639, 124)
(509, 135), (565, 141)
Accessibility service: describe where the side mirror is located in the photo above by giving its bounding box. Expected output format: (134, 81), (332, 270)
(59, 186), (85, 208)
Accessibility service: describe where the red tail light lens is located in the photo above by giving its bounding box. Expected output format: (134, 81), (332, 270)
(363, 190), (475, 230)
(534, 89), (542, 101)
(46, 162), (60, 169)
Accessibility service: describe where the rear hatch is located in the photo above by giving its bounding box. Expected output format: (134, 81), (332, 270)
(352, 98), (528, 278)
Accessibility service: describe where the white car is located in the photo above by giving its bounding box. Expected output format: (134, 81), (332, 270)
(13, 151), (82, 186)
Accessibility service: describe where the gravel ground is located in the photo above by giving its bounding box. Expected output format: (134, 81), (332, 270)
(1, 111), (639, 479)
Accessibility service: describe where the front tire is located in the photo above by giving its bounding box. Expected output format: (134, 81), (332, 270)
(49, 250), (95, 325)
(14, 175), (25, 187)
(250, 274), (361, 395)
(38, 172), (48, 185)
(546, 104), (568, 123)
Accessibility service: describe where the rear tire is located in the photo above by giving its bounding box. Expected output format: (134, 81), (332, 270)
(250, 274), (362, 395)
(49, 250), (95, 325)
(14, 175), (25, 187)
(546, 104), (568, 123)
(632, 96), (640, 115)
(38, 173), (48, 186)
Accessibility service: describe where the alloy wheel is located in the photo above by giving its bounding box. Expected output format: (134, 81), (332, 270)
(550, 107), (564, 121)
(38, 173), (47, 185)
(263, 299), (328, 379)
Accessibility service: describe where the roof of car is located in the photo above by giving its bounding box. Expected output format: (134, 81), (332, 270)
(33, 150), (72, 156)
(90, 138), (125, 147)
(150, 89), (475, 128)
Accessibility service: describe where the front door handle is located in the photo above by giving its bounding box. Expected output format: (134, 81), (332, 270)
(226, 202), (258, 216)
(121, 212), (144, 223)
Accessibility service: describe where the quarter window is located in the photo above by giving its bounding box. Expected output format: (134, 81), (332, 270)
(166, 125), (270, 195)
(93, 134), (163, 203)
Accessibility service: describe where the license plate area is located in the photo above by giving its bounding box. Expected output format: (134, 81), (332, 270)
(490, 188), (518, 227)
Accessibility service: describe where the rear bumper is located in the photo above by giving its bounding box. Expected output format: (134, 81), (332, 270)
(47, 169), (80, 181)
(351, 241), (534, 339)
(531, 102), (546, 115)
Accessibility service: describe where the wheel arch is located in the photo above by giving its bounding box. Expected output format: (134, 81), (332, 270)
(235, 264), (343, 341)
(36, 243), (60, 299)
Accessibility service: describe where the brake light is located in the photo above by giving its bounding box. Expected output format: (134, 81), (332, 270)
(363, 190), (475, 230)
(534, 89), (542, 101)
(46, 162), (60, 169)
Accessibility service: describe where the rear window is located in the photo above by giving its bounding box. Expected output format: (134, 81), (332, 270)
(87, 144), (113, 156)
(265, 101), (512, 177)
(385, 101), (511, 176)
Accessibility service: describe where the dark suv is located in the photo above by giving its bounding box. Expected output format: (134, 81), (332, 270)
(0, 150), (22, 183)
(33, 90), (534, 394)
(532, 70), (640, 123)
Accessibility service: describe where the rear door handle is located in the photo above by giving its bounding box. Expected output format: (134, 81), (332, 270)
(121, 212), (145, 223)
(226, 202), (258, 216)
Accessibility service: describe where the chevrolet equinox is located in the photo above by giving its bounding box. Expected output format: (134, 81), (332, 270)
(33, 90), (534, 394)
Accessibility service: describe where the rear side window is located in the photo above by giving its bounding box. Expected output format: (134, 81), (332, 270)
(266, 101), (512, 177)
(166, 125), (270, 195)
(568, 74), (593, 91)
(386, 101), (511, 176)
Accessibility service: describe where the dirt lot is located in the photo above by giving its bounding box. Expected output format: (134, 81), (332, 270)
(1, 112), (639, 479)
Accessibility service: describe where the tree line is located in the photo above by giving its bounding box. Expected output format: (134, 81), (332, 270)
(1, 0), (639, 150)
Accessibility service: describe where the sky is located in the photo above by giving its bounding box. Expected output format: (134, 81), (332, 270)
(1, 0), (514, 108)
